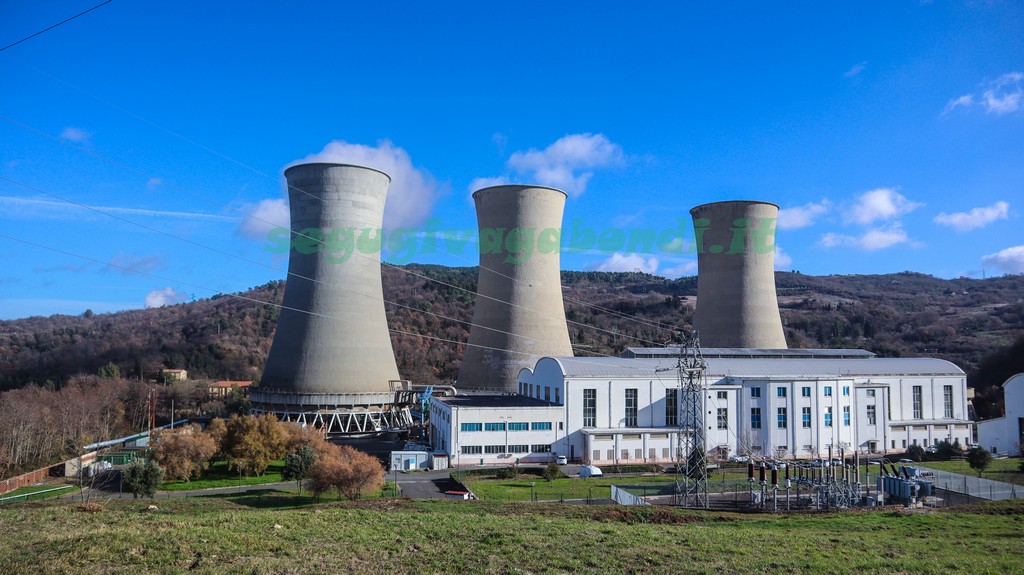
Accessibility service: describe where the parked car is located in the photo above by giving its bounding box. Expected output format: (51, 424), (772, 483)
(728, 454), (750, 463)
(556, 455), (568, 465)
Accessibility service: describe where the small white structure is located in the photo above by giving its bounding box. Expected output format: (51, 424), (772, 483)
(977, 373), (1024, 457)
(389, 450), (432, 471)
(579, 465), (603, 478)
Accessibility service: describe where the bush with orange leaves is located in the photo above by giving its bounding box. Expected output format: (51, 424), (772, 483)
(306, 444), (385, 500)
(151, 424), (218, 481)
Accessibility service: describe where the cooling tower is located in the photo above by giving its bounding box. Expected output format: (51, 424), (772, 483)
(690, 200), (787, 349)
(251, 163), (410, 434)
(457, 185), (574, 392)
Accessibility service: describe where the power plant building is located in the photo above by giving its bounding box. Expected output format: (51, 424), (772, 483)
(456, 185), (574, 393)
(431, 350), (973, 466)
(251, 163), (412, 434)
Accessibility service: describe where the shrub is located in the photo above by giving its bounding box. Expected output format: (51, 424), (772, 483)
(967, 446), (992, 477)
(306, 445), (384, 500)
(598, 464), (662, 474)
(905, 444), (926, 462)
(122, 459), (164, 498)
(495, 466), (519, 480)
(542, 462), (565, 481)
(151, 424), (218, 481)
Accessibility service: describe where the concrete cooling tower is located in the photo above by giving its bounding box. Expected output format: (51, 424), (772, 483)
(689, 200), (787, 349)
(251, 163), (411, 434)
(457, 185), (574, 393)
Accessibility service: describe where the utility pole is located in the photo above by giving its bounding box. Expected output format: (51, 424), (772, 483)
(659, 330), (709, 508)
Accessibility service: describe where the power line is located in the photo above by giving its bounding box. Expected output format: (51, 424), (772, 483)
(0, 1), (113, 53)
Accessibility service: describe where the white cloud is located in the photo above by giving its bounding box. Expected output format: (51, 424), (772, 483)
(778, 200), (830, 230)
(467, 176), (510, 196)
(589, 252), (659, 274)
(59, 126), (90, 143)
(107, 252), (164, 276)
(820, 224), (911, 251)
(145, 287), (187, 308)
(982, 245), (1024, 275)
(843, 61), (867, 78)
(774, 245), (793, 270)
(934, 201), (1010, 232)
(294, 139), (444, 229)
(943, 72), (1023, 116)
(146, 177), (164, 191)
(493, 133), (625, 198)
(661, 260), (698, 278)
(238, 198), (289, 240)
(847, 188), (922, 225)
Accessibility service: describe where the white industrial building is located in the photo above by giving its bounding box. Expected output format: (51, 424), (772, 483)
(431, 348), (973, 466)
(977, 373), (1024, 457)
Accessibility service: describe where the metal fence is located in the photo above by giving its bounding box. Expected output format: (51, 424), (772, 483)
(922, 468), (1021, 501)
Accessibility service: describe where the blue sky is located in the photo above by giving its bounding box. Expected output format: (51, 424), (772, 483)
(1, 1), (1022, 319)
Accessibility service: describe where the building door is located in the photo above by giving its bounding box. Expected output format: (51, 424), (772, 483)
(569, 444), (575, 462)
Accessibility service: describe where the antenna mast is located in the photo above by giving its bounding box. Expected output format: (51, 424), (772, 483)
(665, 330), (709, 508)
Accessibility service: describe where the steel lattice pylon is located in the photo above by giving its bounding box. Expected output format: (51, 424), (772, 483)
(667, 330), (708, 508)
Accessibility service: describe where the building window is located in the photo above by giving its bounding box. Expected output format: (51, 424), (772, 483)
(867, 389), (876, 397)
(545, 387), (551, 402)
(777, 407), (787, 429)
(583, 389), (596, 427)
(843, 406), (850, 426)
(508, 445), (529, 454)
(484, 445), (504, 454)
(531, 444), (552, 452)
(461, 423), (482, 432)
(555, 388), (561, 404)
(531, 422), (552, 431)
(507, 422), (529, 431)
(824, 386), (833, 397)
(528, 384), (533, 397)
(717, 390), (727, 400)
(665, 388), (678, 427)
(484, 422), (505, 431)
(801, 387), (811, 397)
(842, 386), (850, 396)
(625, 388), (638, 427)
(867, 404), (877, 425)
(777, 387), (787, 398)
(717, 408), (728, 429)
(943, 385), (953, 419)
(824, 407), (833, 427)
(461, 445), (482, 455)
(751, 408), (762, 429)
(802, 407), (811, 428)
(751, 387), (761, 398)
(913, 385), (923, 419)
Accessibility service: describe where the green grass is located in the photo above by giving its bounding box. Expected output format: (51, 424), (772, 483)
(917, 457), (1024, 485)
(0, 497), (1021, 574)
(160, 459), (286, 492)
(463, 470), (751, 501)
(0, 484), (79, 504)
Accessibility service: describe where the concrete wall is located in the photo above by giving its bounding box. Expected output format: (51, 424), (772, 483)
(690, 201), (787, 348)
(978, 373), (1024, 456)
(457, 185), (573, 392)
(260, 163), (400, 394)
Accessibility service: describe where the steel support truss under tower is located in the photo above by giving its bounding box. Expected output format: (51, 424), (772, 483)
(662, 330), (709, 508)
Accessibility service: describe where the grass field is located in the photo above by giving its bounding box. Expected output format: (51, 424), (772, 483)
(463, 471), (752, 501)
(0, 497), (1021, 574)
(917, 458), (1024, 485)
(160, 459), (286, 492)
(0, 484), (79, 504)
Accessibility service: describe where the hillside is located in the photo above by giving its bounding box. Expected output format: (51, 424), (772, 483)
(0, 498), (1022, 574)
(1, 267), (1022, 416)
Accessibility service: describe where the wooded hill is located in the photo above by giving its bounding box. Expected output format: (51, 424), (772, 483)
(1, 267), (1022, 417)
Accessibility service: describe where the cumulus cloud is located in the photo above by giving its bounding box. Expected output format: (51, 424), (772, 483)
(820, 224), (911, 251)
(982, 245), (1024, 275)
(106, 252), (165, 276)
(844, 61), (867, 78)
(847, 188), (922, 225)
(590, 252), (659, 274)
(661, 260), (698, 278)
(59, 126), (91, 143)
(238, 198), (289, 240)
(293, 139), (444, 230)
(467, 176), (510, 195)
(471, 133), (625, 198)
(778, 200), (830, 230)
(774, 245), (793, 270)
(934, 201), (1010, 232)
(145, 287), (187, 308)
(943, 72), (1023, 116)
